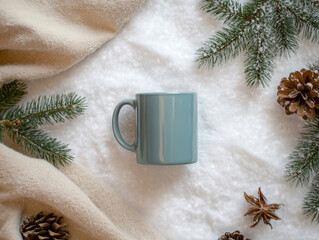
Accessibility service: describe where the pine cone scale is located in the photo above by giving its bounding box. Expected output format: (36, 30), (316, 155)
(306, 99), (315, 108)
(288, 99), (299, 112)
(277, 89), (295, 98)
(303, 70), (314, 81)
(21, 212), (69, 240)
(296, 104), (305, 118)
(24, 225), (36, 231)
(38, 237), (49, 240)
(307, 108), (316, 119)
(279, 78), (292, 88)
(218, 230), (250, 240)
(292, 71), (303, 82)
(309, 90), (318, 99)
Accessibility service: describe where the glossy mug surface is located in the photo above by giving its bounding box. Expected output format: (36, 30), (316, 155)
(112, 92), (197, 165)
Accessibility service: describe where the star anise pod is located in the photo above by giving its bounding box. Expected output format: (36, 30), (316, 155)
(244, 187), (283, 229)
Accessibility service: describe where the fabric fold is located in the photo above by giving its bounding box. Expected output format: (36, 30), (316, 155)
(0, 144), (163, 240)
(0, 0), (144, 83)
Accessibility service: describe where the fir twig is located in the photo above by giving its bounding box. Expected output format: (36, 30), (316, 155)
(303, 173), (319, 223)
(196, 26), (247, 68)
(281, 1), (319, 43)
(0, 81), (86, 167)
(196, 0), (319, 88)
(302, 0), (319, 7)
(201, 0), (247, 23)
(285, 118), (319, 186)
(244, 11), (276, 87)
(0, 80), (27, 114)
(308, 60), (319, 70)
(5, 126), (73, 167)
(270, 0), (298, 56)
(4, 93), (86, 127)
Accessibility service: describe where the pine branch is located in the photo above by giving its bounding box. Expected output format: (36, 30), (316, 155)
(5, 125), (73, 167)
(0, 80), (27, 114)
(201, 0), (247, 24)
(270, 0), (298, 56)
(0, 80), (86, 167)
(196, 26), (247, 68)
(4, 92), (86, 127)
(303, 173), (319, 223)
(244, 42), (275, 88)
(300, 0), (319, 11)
(244, 12), (276, 87)
(285, 118), (319, 186)
(242, 0), (269, 19)
(197, 0), (319, 88)
(308, 60), (319, 70)
(281, 1), (319, 43)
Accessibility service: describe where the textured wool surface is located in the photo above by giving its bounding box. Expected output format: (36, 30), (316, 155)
(3, 0), (319, 239)
(0, 0), (143, 82)
(0, 144), (163, 240)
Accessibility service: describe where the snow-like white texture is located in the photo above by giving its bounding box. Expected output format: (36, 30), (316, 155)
(25, 0), (319, 239)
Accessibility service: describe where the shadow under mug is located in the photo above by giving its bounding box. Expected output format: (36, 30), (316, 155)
(112, 92), (197, 165)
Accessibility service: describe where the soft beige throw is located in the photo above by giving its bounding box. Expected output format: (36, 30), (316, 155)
(0, 0), (143, 82)
(0, 144), (163, 240)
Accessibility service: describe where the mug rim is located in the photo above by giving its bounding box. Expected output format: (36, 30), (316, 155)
(136, 92), (196, 96)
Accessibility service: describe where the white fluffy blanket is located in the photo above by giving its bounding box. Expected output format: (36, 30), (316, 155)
(6, 0), (319, 239)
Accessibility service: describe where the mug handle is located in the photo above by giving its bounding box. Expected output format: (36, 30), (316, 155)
(112, 99), (137, 152)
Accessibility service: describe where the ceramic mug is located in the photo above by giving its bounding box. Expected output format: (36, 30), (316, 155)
(112, 92), (197, 165)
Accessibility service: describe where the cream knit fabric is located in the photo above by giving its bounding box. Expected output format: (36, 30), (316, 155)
(0, 144), (163, 240)
(0, 0), (143, 83)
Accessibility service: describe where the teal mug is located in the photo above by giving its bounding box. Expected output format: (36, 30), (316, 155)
(112, 92), (197, 165)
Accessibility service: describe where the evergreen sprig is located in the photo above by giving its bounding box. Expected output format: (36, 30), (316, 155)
(196, 0), (319, 88)
(6, 126), (73, 167)
(285, 117), (319, 186)
(308, 59), (319, 71)
(201, 0), (246, 24)
(0, 80), (27, 113)
(285, 60), (319, 223)
(4, 92), (86, 127)
(0, 81), (86, 167)
(303, 173), (319, 223)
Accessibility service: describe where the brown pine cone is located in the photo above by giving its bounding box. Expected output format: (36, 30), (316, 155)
(218, 230), (251, 240)
(20, 212), (69, 240)
(277, 69), (319, 120)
